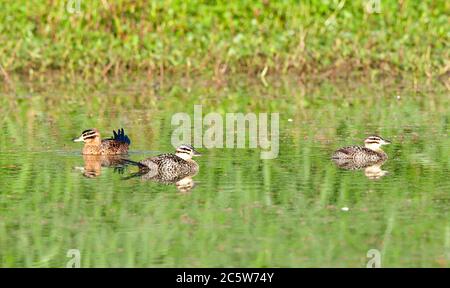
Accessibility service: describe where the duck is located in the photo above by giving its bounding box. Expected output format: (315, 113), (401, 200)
(332, 135), (391, 164)
(123, 144), (201, 182)
(73, 128), (130, 155)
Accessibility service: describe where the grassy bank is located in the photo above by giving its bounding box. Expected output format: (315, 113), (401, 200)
(0, 0), (449, 82)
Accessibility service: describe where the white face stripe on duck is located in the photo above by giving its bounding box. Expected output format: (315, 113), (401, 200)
(73, 129), (100, 142)
(83, 130), (99, 139)
(175, 144), (201, 159)
(364, 135), (391, 148)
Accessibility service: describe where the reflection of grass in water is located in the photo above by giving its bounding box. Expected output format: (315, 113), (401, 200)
(0, 1), (448, 80)
(0, 81), (449, 267)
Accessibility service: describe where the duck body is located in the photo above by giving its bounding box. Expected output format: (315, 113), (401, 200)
(332, 145), (387, 163)
(139, 153), (199, 177)
(73, 128), (130, 155)
(332, 135), (390, 167)
(82, 138), (130, 155)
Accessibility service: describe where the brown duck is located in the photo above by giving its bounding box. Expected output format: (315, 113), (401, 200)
(73, 128), (131, 155)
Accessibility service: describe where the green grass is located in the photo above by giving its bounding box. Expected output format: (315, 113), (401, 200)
(0, 0), (448, 81)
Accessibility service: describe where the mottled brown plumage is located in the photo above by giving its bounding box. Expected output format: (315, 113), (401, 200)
(332, 146), (387, 163)
(73, 128), (130, 155)
(332, 135), (390, 164)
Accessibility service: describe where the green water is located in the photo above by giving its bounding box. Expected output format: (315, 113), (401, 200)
(0, 78), (449, 267)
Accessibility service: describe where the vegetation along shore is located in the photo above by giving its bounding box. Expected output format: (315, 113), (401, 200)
(0, 1), (448, 84)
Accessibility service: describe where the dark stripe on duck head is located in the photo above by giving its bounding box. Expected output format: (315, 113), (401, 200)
(83, 135), (98, 140)
(83, 130), (98, 136)
(82, 129), (95, 134)
(366, 136), (383, 140)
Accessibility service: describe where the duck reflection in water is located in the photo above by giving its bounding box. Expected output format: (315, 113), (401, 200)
(124, 168), (198, 193)
(332, 158), (388, 180)
(74, 155), (126, 178)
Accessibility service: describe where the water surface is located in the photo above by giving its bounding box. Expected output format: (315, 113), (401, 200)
(0, 79), (448, 267)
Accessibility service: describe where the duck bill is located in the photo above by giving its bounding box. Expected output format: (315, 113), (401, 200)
(72, 136), (84, 142)
(382, 139), (391, 145)
(192, 150), (202, 156)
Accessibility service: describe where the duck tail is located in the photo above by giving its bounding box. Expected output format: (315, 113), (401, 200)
(122, 158), (148, 171)
(121, 171), (147, 180)
(113, 128), (131, 145)
(121, 158), (147, 169)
